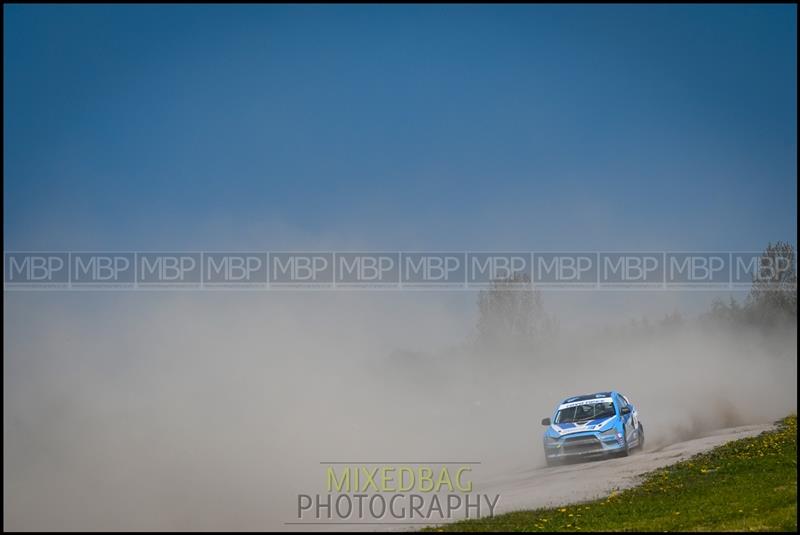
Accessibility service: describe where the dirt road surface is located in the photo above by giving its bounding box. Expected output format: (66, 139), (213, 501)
(300, 423), (774, 532)
(479, 423), (773, 515)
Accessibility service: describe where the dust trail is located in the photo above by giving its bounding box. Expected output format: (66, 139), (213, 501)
(3, 291), (796, 530)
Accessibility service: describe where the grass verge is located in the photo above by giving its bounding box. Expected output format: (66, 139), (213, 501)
(423, 415), (797, 532)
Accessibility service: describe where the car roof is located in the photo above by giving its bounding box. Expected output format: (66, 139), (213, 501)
(560, 391), (616, 404)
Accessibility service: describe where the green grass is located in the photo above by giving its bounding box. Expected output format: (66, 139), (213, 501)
(423, 415), (797, 532)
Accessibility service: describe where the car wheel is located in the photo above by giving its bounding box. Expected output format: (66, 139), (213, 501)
(637, 423), (645, 450)
(545, 457), (560, 467)
(618, 429), (630, 457)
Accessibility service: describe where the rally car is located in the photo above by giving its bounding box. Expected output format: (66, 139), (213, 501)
(540, 391), (644, 466)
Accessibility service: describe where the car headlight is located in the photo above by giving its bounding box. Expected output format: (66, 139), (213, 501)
(544, 436), (559, 445)
(600, 428), (618, 438)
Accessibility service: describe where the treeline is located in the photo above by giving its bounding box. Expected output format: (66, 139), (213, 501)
(704, 241), (797, 330)
(474, 242), (797, 351)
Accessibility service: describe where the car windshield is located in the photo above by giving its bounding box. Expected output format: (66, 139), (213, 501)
(555, 401), (616, 424)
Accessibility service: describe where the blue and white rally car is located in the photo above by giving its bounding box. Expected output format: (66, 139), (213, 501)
(541, 391), (644, 466)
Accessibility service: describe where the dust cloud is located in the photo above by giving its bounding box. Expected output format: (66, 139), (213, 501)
(3, 290), (796, 530)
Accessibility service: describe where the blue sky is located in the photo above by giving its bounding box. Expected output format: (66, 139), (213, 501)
(4, 5), (797, 251)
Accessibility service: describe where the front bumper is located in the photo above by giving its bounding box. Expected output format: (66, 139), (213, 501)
(544, 431), (625, 460)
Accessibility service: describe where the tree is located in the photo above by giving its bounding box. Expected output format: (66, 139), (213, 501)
(745, 241), (797, 326)
(660, 310), (683, 327)
(706, 296), (743, 324)
(475, 273), (554, 351)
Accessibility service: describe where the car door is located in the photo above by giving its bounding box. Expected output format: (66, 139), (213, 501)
(618, 394), (636, 437)
(620, 394), (639, 441)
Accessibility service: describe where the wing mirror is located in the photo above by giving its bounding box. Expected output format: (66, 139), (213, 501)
(620, 406), (631, 415)
(541, 417), (551, 426)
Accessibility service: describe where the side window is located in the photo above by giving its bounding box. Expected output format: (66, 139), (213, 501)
(617, 395), (629, 412)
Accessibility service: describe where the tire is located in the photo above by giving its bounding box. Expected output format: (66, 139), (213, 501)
(617, 429), (630, 457)
(637, 423), (645, 450)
